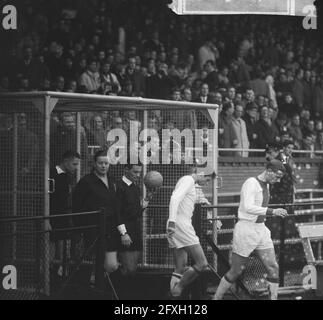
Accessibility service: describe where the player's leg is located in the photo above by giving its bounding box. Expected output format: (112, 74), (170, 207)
(171, 248), (188, 291)
(213, 252), (249, 300)
(255, 248), (279, 300)
(171, 243), (208, 297)
(255, 226), (279, 300)
(213, 221), (254, 300)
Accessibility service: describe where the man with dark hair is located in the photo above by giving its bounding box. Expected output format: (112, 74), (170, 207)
(50, 150), (81, 237)
(213, 160), (287, 300)
(277, 140), (297, 204)
(49, 150), (81, 284)
(114, 163), (149, 298)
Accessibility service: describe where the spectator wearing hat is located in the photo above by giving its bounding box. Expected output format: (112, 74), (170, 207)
(242, 102), (258, 151)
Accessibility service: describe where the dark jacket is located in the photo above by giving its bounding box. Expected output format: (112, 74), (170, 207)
(72, 172), (117, 229)
(255, 119), (276, 149)
(49, 166), (73, 239)
(243, 113), (258, 149)
(270, 153), (297, 204)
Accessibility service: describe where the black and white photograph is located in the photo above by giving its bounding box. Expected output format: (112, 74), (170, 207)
(0, 0), (322, 306)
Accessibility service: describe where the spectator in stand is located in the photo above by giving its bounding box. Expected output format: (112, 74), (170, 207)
(125, 56), (146, 97)
(249, 68), (270, 98)
(66, 80), (78, 93)
(194, 83), (214, 127)
(146, 63), (174, 99)
(16, 77), (30, 92)
(79, 59), (101, 94)
(50, 113), (89, 167)
(292, 68), (305, 109)
(46, 43), (65, 80)
(302, 133), (315, 158)
(218, 102), (238, 156)
(231, 104), (249, 157)
(315, 119), (323, 132)
(302, 119), (316, 138)
(313, 78), (323, 118)
(274, 113), (288, 140)
(0, 76), (9, 92)
(62, 57), (77, 83)
(15, 46), (50, 90)
(198, 39), (219, 71)
(217, 67), (231, 89)
(236, 55), (251, 90)
(100, 62), (121, 94)
(52, 76), (65, 92)
(303, 70), (312, 111)
(243, 102), (258, 150)
(85, 114), (108, 148)
(288, 114), (303, 150)
(315, 131), (323, 151)
(275, 71), (293, 105)
(279, 93), (299, 118)
(120, 80), (136, 97)
(242, 89), (256, 109)
(227, 86), (236, 104)
(265, 75), (278, 109)
(204, 60), (219, 92)
(255, 106), (277, 149)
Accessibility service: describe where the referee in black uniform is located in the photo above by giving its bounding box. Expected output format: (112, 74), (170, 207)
(72, 150), (119, 279)
(114, 163), (149, 299)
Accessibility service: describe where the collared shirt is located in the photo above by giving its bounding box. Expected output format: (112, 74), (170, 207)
(238, 177), (272, 223)
(122, 175), (133, 186)
(56, 165), (65, 175)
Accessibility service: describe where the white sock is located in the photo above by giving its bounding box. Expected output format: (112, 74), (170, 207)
(213, 276), (233, 300)
(268, 280), (279, 300)
(170, 272), (182, 291)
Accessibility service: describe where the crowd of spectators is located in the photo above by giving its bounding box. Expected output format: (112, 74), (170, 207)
(1, 0), (323, 157)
